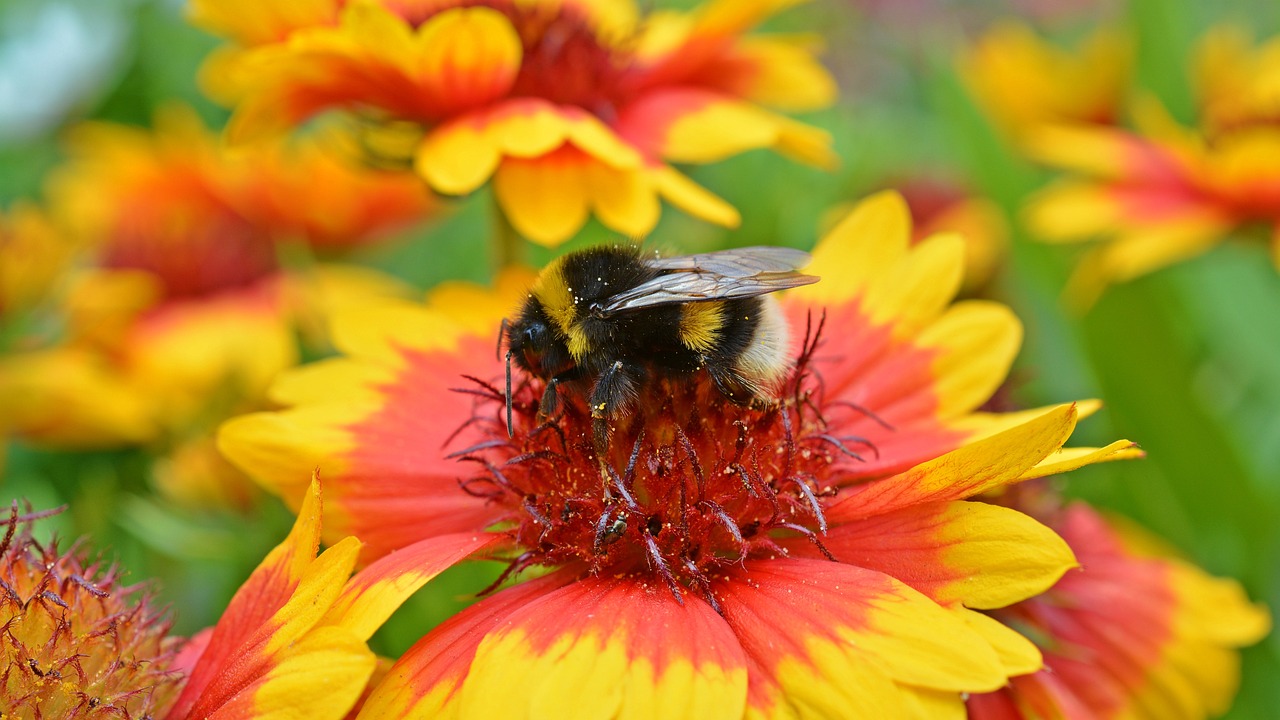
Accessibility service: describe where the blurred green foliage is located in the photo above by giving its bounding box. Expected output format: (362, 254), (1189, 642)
(0, 0), (1277, 715)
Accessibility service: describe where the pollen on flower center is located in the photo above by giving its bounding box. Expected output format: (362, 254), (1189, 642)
(454, 318), (868, 605)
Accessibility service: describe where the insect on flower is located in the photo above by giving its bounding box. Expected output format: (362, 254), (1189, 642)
(501, 245), (819, 449)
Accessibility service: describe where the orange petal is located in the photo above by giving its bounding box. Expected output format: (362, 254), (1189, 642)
(455, 576), (748, 719)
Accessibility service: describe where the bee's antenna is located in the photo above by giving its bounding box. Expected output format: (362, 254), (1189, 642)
(505, 349), (514, 438)
(496, 318), (509, 361)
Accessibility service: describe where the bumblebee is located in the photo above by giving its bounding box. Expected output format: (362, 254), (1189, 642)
(503, 244), (818, 446)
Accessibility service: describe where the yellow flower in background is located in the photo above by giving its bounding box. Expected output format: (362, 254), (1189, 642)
(963, 20), (1130, 134)
(219, 193), (1139, 716)
(967, 495), (1269, 720)
(1022, 26), (1280, 308)
(1193, 26), (1280, 138)
(0, 203), (76, 331)
(962, 21), (1130, 143)
(191, 0), (838, 246)
(0, 106), (432, 508)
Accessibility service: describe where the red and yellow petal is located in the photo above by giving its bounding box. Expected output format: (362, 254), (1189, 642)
(358, 572), (749, 719)
(172, 478), (493, 720)
(615, 89), (835, 168)
(781, 193), (1021, 477)
(218, 304), (507, 561)
(169, 478), (367, 719)
(413, 97), (743, 243)
(812, 500), (1075, 610)
(971, 504), (1270, 720)
(415, 99), (643, 196)
(716, 559), (1009, 719)
(356, 573), (575, 718)
(830, 404), (1078, 517)
(228, 4), (522, 141)
(632, 0), (811, 90)
(320, 531), (506, 641)
(689, 34), (837, 113)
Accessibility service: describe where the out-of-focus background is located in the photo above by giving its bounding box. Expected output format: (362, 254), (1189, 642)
(1, 0), (1277, 714)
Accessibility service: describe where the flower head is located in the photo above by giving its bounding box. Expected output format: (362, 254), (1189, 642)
(0, 506), (183, 717)
(0, 106), (427, 506)
(1023, 27), (1280, 307)
(220, 192), (1139, 715)
(967, 495), (1270, 720)
(193, 0), (837, 245)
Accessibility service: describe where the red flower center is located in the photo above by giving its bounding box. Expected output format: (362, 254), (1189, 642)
(455, 316), (870, 607)
(100, 199), (279, 300)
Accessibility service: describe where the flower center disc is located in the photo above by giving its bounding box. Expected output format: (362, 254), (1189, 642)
(457, 322), (866, 603)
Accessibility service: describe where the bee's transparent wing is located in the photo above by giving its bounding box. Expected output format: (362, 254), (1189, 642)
(597, 247), (817, 315)
(644, 246), (812, 277)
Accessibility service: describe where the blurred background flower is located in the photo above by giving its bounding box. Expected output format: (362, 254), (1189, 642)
(966, 484), (1270, 720)
(191, 0), (837, 249)
(2, 105), (435, 511)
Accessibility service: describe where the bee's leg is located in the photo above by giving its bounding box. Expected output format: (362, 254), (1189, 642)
(706, 364), (756, 405)
(538, 379), (560, 419)
(538, 367), (582, 421)
(590, 360), (642, 457)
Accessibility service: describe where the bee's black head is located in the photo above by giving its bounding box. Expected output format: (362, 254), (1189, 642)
(505, 298), (569, 379)
(503, 298), (573, 438)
